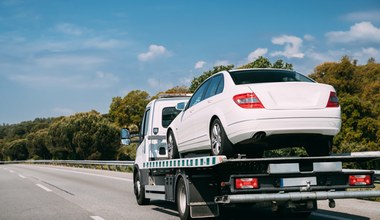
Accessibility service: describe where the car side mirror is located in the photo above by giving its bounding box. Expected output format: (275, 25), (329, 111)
(121, 128), (131, 145)
(176, 102), (186, 111)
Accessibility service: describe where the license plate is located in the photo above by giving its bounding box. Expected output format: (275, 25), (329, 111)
(280, 177), (317, 187)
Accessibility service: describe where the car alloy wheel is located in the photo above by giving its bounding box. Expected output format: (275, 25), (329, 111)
(210, 119), (233, 157)
(211, 123), (222, 155)
(167, 131), (179, 159)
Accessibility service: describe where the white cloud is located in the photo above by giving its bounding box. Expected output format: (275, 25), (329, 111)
(305, 50), (333, 62)
(326, 22), (380, 45)
(353, 47), (379, 61)
(361, 47), (379, 57)
(214, 60), (230, 66)
(194, 60), (206, 69)
(304, 34), (315, 41)
(138, 44), (170, 62)
(247, 48), (268, 61)
(271, 35), (304, 59)
(55, 23), (86, 36)
(343, 10), (380, 22)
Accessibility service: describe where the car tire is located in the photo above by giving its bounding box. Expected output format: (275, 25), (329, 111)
(177, 177), (192, 220)
(134, 169), (150, 205)
(210, 119), (233, 157)
(167, 130), (180, 159)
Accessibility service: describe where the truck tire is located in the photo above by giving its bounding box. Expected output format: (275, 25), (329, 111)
(168, 130), (180, 159)
(134, 170), (150, 205)
(176, 177), (192, 220)
(210, 119), (233, 158)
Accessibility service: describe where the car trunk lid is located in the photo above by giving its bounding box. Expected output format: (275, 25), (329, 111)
(247, 82), (333, 110)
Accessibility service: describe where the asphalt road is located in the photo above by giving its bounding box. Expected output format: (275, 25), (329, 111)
(1, 164), (379, 220)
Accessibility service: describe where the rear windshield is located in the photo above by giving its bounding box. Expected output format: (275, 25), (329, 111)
(229, 69), (314, 85)
(162, 107), (182, 128)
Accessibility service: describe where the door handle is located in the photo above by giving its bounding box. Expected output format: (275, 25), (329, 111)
(207, 99), (213, 103)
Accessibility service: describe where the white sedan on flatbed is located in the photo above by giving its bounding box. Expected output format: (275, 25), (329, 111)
(167, 68), (341, 158)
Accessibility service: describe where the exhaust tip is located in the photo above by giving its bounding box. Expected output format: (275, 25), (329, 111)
(252, 132), (266, 142)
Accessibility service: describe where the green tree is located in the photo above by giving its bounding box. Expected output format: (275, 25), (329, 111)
(26, 129), (51, 160)
(3, 139), (28, 160)
(48, 111), (119, 160)
(109, 90), (150, 129)
(309, 56), (358, 95)
(117, 144), (137, 160)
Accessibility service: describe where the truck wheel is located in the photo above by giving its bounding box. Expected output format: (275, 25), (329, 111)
(210, 119), (233, 157)
(134, 170), (150, 205)
(168, 131), (180, 159)
(177, 177), (192, 220)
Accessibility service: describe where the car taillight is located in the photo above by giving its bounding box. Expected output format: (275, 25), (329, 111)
(233, 93), (264, 109)
(349, 175), (372, 186)
(326, 91), (339, 108)
(235, 178), (259, 189)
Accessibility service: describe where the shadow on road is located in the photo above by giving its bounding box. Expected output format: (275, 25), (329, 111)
(312, 209), (370, 220)
(149, 200), (179, 218)
(148, 201), (370, 220)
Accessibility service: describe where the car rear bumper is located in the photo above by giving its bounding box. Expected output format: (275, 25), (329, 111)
(226, 117), (341, 144)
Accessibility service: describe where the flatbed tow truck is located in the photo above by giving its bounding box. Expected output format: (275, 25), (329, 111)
(122, 95), (380, 220)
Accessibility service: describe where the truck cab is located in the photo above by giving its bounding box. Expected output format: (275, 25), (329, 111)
(129, 95), (191, 166)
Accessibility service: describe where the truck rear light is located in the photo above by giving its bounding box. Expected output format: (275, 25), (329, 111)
(235, 178), (259, 189)
(349, 175), (371, 186)
(233, 93), (264, 109)
(326, 91), (339, 108)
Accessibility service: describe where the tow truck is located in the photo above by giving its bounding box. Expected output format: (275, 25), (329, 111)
(121, 95), (380, 220)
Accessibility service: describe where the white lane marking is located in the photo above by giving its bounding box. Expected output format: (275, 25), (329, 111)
(36, 184), (52, 192)
(30, 166), (132, 182)
(18, 174), (26, 179)
(91, 216), (105, 220)
(9, 170), (14, 173)
(312, 212), (352, 220)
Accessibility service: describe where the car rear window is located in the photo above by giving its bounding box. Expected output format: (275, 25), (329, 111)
(229, 69), (314, 85)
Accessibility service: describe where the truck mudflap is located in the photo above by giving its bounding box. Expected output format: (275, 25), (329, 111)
(215, 190), (380, 204)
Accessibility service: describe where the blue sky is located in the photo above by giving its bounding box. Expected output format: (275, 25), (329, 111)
(1, 0), (379, 124)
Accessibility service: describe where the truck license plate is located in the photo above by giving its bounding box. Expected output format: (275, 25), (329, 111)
(280, 177), (317, 187)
